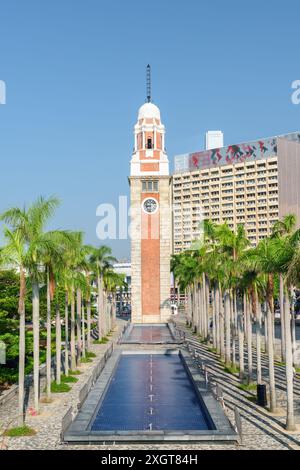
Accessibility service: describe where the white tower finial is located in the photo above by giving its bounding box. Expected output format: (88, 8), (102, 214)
(130, 100), (169, 177)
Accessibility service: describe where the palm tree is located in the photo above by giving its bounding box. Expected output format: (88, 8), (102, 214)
(74, 244), (92, 363)
(216, 223), (250, 369)
(103, 269), (125, 330)
(64, 290), (69, 377)
(271, 214), (297, 362)
(246, 238), (279, 412)
(42, 230), (78, 398)
(175, 216), (300, 428)
(90, 246), (116, 339)
(0, 229), (27, 425)
(239, 268), (265, 384)
(84, 273), (93, 352)
(1, 196), (60, 413)
(274, 226), (300, 430)
(59, 232), (83, 373)
(80, 245), (95, 352)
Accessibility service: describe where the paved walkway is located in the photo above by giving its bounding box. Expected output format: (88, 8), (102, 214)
(177, 319), (300, 450)
(0, 321), (127, 450)
(1, 317), (299, 450)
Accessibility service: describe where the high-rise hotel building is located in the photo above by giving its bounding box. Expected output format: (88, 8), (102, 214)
(172, 132), (300, 253)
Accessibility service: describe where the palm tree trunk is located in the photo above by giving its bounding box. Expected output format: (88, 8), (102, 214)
(246, 297), (253, 384)
(104, 292), (108, 335)
(18, 268), (26, 426)
(244, 297), (248, 344)
(109, 297), (112, 332)
(191, 284), (199, 333)
(212, 286), (217, 349)
(108, 298), (112, 332)
(238, 295), (245, 381)
(70, 290), (76, 370)
(231, 291), (236, 368)
(46, 270), (52, 400)
(290, 289), (297, 364)
(64, 292), (69, 376)
(219, 284), (225, 362)
(191, 286), (195, 332)
(279, 274), (286, 362)
(215, 284), (220, 355)
(76, 288), (82, 364)
(263, 302), (268, 354)
(87, 298), (91, 351)
(55, 304), (61, 385)
(105, 293), (110, 336)
(32, 279), (40, 413)
(199, 282), (203, 337)
(112, 294), (117, 328)
(195, 283), (199, 335)
(97, 274), (103, 339)
(267, 301), (277, 412)
(203, 273), (210, 341)
(284, 289), (296, 430)
(191, 284), (195, 332)
(256, 300), (262, 384)
(188, 288), (192, 326)
(81, 303), (86, 359)
(224, 290), (231, 366)
(201, 283), (205, 337)
(197, 283), (202, 335)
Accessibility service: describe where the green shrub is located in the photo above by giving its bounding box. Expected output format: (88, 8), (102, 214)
(61, 374), (78, 383)
(93, 337), (109, 344)
(3, 426), (36, 437)
(223, 364), (240, 375)
(80, 357), (92, 363)
(50, 381), (71, 393)
(208, 347), (217, 353)
(86, 351), (96, 358)
(238, 383), (257, 392)
(69, 370), (82, 376)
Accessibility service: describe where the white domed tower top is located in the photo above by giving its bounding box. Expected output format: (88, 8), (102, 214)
(138, 102), (161, 121)
(130, 66), (169, 177)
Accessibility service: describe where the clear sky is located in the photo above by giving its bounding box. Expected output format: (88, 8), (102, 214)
(0, 0), (300, 259)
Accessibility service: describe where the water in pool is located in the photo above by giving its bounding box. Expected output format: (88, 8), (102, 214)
(91, 354), (214, 431)
(125, 325), (174, 343)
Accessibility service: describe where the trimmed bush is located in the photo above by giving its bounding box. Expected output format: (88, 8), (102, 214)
(86, 351), (96, 358)
(3, 426), (36, 437)
(61, 374), (78, 384)
(80, 357), (92, 363)
(93, 337), (109, 345)
(69, 370), (82, 376)
(238, 383), (257, 392)
(50, 381), (71, 393)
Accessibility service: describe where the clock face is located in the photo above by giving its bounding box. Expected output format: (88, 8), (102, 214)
(143, 198), (158, 214)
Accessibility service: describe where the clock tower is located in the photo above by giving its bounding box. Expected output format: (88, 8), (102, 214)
(129, 67), (171, 324)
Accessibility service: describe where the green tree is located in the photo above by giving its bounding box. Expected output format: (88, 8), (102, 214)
(90, 246), (116, 339)
(0, 230), (27, 425)
(1, 196), (61, 412)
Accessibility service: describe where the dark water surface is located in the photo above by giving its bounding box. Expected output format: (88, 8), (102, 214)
(91, 354), (214, 431)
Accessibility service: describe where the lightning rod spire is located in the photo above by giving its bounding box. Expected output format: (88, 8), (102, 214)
(146, 64), (151, 103)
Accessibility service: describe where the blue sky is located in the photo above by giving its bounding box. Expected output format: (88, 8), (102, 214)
(0, 0), (299, 259)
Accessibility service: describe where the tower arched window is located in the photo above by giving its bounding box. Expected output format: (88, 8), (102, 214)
(147, 138), (153, 149)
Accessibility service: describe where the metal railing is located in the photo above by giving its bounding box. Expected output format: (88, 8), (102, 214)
(185, 340), (242, 444)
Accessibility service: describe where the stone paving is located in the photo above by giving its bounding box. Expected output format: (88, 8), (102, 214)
(0, 321), (126, 450)
(1, 317), (300, 450)
(178, 320), (300, 450)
